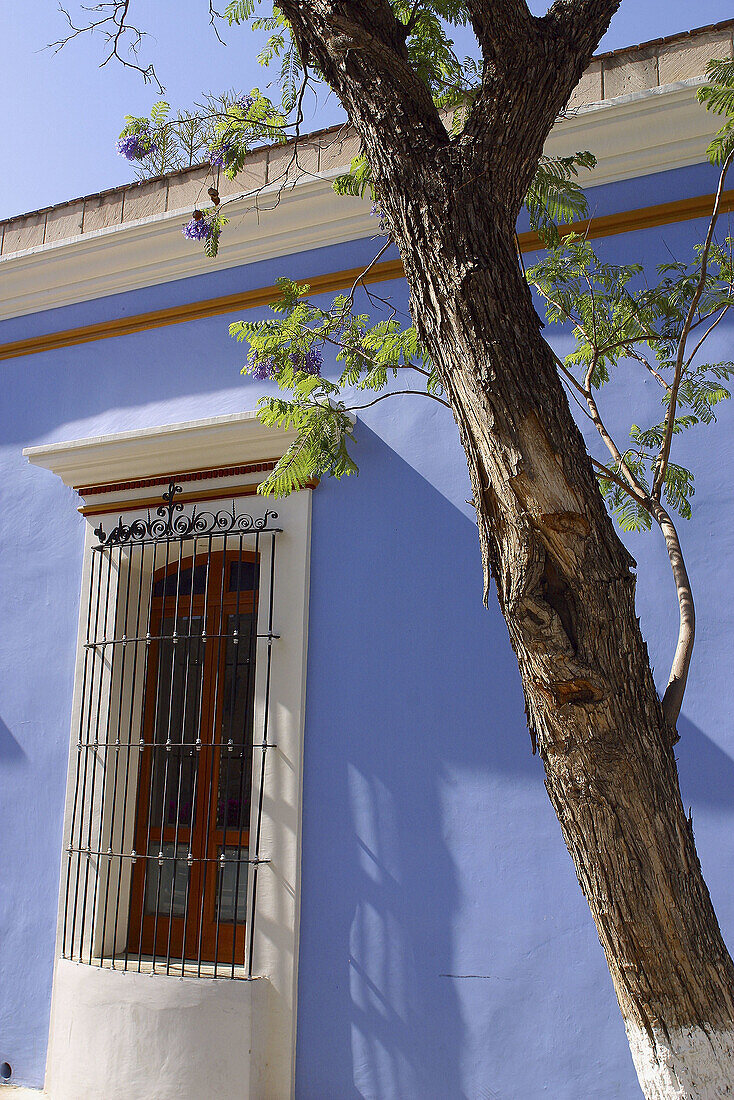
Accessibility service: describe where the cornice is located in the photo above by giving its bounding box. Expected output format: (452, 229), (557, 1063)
(546, 78), (711, 187)
(23, 410), (297, 492)
(0, 80), (718, 324)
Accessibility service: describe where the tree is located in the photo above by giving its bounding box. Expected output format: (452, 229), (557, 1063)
(61, 3), (734, 1095)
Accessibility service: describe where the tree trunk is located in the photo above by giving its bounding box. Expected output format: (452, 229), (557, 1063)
(396, 180), (734, 1096)
(274, 0), (734, 1091)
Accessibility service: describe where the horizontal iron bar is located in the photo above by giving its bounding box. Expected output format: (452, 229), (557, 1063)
(61, 952), (264, 980)
(67, 847), (270, 864)
(76, 739), (276, 750)
(83, 631), (280, 648)
(92, 529), (282, 550)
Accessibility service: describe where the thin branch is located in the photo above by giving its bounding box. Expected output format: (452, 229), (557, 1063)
(549, 347), (587, 397)
(208, 1), (227, 45)
(627, 348), (672, 392)
(51, 2), (164, 92)
(402, 0), (422, 36)
(347, 240), (392, 305)
(652, 147), (734, 500)
(649, 501), (695, 726)
(684, 304), (730, 370)
(346, 389), (450, 411)
(580, 354), (650, 504)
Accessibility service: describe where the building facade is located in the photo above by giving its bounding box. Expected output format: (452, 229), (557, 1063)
(1, 21), (734, 1100)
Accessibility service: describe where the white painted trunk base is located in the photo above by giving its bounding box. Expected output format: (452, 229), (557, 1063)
(627, 1022), (734, 1098)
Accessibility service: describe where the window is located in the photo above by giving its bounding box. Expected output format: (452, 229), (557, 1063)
(27, 413), (311, 1094)
(60, 485), (280, 978)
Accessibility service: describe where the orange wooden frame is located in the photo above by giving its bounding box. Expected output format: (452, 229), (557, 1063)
(127, 549), (259, 965)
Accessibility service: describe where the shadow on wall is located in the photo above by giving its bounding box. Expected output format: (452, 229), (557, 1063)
(0, 717), (26, 764)
(676, 715), (734, 810)
(296, 422), (537, 1100)
(294, 423), (734, 1100)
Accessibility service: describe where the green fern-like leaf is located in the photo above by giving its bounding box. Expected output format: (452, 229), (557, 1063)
(225, 0), (256, 26)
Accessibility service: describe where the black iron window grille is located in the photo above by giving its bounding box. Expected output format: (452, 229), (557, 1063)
(61, 483), (281, 979)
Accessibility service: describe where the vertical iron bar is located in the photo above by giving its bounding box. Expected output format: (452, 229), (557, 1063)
(113, 539), (146, 969)
(214, 534), (245, 969)
(180, 535), (212, 977)
(79, 541), (115, 963)
(150, 538), (185, 974)
(62, 544), (99, 959)
(98, 541), (134, 966)
(196, 535), (228, 976)
(136, 534), (172, 971)
(165, 537), (197, 973)
(124, 539), (159, 972)
(248, 531), (276, 979)
(231, 532), (259, 976)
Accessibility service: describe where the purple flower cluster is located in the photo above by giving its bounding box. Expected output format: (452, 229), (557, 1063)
(209, 140), (234, 169)
(117, 133), (158, 161)
(250, 356), (276, 380)
(290, 346), (323, 376)
(236, 94), (255, 112)
(247, 344), (323, 382)
(182, 215), (213, 241)
(371, 201), (389, 235)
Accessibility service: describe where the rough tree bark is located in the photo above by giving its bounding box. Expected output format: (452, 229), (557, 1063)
(278, 1), (734, 1094)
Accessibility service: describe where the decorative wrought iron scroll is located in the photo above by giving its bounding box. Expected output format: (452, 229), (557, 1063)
(94, 481), (280, 548)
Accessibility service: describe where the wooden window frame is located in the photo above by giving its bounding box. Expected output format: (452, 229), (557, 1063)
(126, 549), (258, 966)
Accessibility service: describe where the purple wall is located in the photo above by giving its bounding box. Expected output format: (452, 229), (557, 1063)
(0, 162), (732, 1096)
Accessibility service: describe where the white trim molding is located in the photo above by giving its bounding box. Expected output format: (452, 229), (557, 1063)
(546, 78), (712, 188)
(0, 80), (720, 324)
(23, 410), (297, 492)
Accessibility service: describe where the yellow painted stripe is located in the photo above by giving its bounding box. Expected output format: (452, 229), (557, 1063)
(1, 191), (731, 363)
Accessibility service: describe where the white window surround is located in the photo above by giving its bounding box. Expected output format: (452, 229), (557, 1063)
(24, 412), (311, 1100)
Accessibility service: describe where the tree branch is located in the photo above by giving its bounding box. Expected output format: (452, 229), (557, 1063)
(543, 0), (622, 60)
(276, 0), (446, 155)
(347, 389), (450, 412)
(464, 0), (534, 61)
(51, 2), (164, 92)
(652, 147), (734, 500)
(649, 501), (695, 727)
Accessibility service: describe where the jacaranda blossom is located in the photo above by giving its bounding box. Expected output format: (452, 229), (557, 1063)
(249, 356), (276, 381)
(303, 347), (323, 376)
(236, 94), (255, 112)
(289, 347), (323, 376)
(117, 134), (158, 161)
(371, 201), (389, 235)
(209, 141), (234, 169)
(182, 215), (213, 241)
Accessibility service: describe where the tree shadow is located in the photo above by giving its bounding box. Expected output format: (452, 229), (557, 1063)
(295, 422), (561, 1100)
(0, 716), (26, 764)
(675, 715), (734, 810)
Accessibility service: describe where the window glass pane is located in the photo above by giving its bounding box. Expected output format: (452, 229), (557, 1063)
(144, 842), (189, 917)
(150, 615), (203, 828)
(153, 563), (210, 597)
(216, 846), (249, 923)
(228, 559), (258, 594)
(216, 613), (255, 830)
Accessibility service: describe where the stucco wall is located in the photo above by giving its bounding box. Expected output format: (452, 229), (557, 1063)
(0, 161), (733, 1097)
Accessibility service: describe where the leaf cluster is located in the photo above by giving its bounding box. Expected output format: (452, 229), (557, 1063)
(528, 234), (734, 527)
(230, 278), (440, 496)
(118, 88), (285, 181)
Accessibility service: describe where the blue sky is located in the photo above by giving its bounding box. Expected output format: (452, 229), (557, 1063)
(2, 1), (733, 221)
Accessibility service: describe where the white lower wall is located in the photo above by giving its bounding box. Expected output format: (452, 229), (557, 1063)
(45, 959), (266, 1100)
